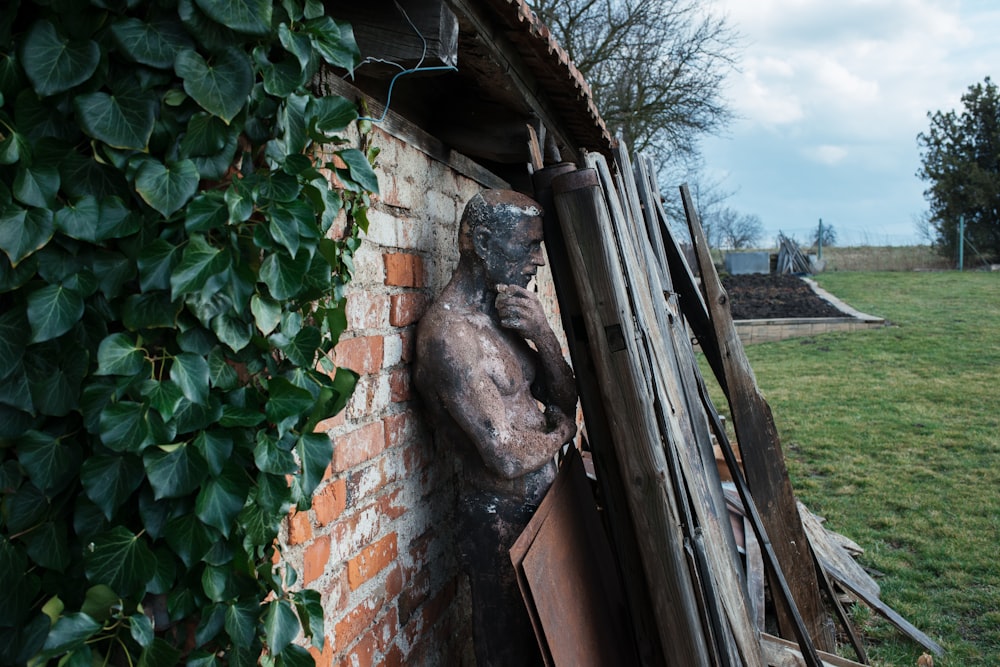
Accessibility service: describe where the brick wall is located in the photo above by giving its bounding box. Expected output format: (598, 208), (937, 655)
(280, 126), (534, 666)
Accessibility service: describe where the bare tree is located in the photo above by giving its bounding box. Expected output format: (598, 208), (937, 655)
(713, 207), (763, 249)
(530, 0), (739, 168)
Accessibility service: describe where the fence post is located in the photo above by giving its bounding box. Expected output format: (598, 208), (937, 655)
(958, 215), (965, 271)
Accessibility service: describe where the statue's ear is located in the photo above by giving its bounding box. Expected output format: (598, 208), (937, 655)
(471, 226), (491, 260)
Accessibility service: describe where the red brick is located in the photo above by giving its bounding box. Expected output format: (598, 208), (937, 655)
(315, 478), (348, 526)
(333, 421), (386, 472)
(379, 645), (404, 667)
(383, 411), (421, 450)
(309, 639), (335, 667)
(347, 533), (399, 590)
(389, 293), (428, 327)
(346, 293), (389, 330)
(287, 508), (313, 546)
(335, 597), (383, 654)
(303, 535), (331, 585)
(383, 252), (425, 287)
(334, 336), (384, 375)
(388, 367), (411, 403)
(314, 409), (346, 433)
(399, 330), (415, 363)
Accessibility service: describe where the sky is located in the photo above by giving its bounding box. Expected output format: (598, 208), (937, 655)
(698, 0), (1000, 246)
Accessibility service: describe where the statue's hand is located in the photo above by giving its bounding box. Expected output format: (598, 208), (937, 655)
(495, 284), (548, 340)
(544, 405), (577, 444)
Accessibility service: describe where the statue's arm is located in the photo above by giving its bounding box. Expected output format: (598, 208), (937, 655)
(495, 285), (577, 416)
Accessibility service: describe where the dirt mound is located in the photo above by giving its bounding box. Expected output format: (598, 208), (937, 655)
(721, 274), (845, 320)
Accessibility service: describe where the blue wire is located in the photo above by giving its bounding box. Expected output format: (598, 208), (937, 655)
(357, 64), (459, 124)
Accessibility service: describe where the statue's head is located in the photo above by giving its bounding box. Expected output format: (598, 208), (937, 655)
(458, 190), (545, 289)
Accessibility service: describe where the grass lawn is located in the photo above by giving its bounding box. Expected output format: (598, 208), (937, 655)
(718, 271), (1000, 666)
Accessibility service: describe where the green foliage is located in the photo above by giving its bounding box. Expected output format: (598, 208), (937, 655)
(917, 76), (1000, 263)
(0, 1), (377, 664)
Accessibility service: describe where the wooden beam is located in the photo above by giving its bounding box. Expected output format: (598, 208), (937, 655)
(680, 184), (836, 652)
(317, 71), (509, 190)
(444, 0), (582, 164)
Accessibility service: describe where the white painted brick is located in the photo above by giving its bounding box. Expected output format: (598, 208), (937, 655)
(383, 334), (403, 367)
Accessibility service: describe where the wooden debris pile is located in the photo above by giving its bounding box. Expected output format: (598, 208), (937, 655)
(776, 233), (815, 274)
(516, 147), (944, 666)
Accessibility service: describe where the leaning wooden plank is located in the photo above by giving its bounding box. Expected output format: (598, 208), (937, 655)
(634, 158), (728, 395)
(681, 184), (835, 652)
(819, 557), (945, 657)
(552, 168), (711, 665)
(531, 163), (663, 664)
(697, 373), (824, 667)
(760, 634), (867, 667)
(590, 151), (763, 667)
(798, 502), (880, 601)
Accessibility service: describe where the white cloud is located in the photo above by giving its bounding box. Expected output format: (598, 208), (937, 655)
(700, 0), (1000, 243)
(804, 145), (849, 165)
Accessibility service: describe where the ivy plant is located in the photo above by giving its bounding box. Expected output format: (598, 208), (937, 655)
(0, 1), (378, 664)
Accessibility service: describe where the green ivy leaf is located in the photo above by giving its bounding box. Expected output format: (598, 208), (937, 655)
(195, 464), (248, 537)
(81, 584), (122, 623)
(276, 643), (314, 667)
(37, 612), (102, 659)
(23, 520), (71, 571)
(144, 444), (207, 499)
(80, 454), (145, 520)
(0, 308), (27, 381)
(255, 48), (305, 97)
(303, 17), (361, 71)
(201, 564), (237, 602)
(224, 598), (259, 649)
(0, 206), (54, 266)
(129, 612), (154, 648)
(207, 348), (239, 390)
(337, 149), (379, 194)
(262, 599), (298, 656)
(259, 250), (307, 300)
(96, 332), (147, 376)
(17, 430), (82, 495)
(99, 401), (151, 453)
(251, 294), (282, 335)
(111, 17), (194, 69)
(307, 95), (357, 138)
(194, 603), (226, 646)
(170, 352), (210, 405)
(138, 637), (183, 667)
(54, 196), (100, 241)
(135, 158), (200, 217)
(164, 513), (217, 568)
(194, 0), (273, 36)
(291, 589), (324, 651)
(140, 379), (185, 420)
(171, 233), (229, 298)
(192, 430), (233, 476)
(84, 526), (156, 597)
(176, 48), (253, 123)
(185, 191), (229, 233)
(281, 326), (321, 368)
(23, 343), (88, 416)
(123, 291), (181, 330)
(296, 432), (332, 500)
(0, 130), (28, 165)
(14, 164), (60, 208)
(26, 283), (84, 343)
(253, 432), (296, 475)
(74, 89), (157, 150)
(21, 20), (100, 97)
(265, 376), (313, 426)
(138, 239), (180, 292)
(212, 312), (252, 352)
(180, 112), (228, 158)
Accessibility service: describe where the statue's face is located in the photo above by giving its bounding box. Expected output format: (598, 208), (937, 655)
(482, 215), (545, 289)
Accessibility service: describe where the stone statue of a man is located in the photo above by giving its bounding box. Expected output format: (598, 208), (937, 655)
(414, 190), (578, 665)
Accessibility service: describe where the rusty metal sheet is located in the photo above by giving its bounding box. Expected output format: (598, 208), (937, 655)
(511, 447), (635, 666)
